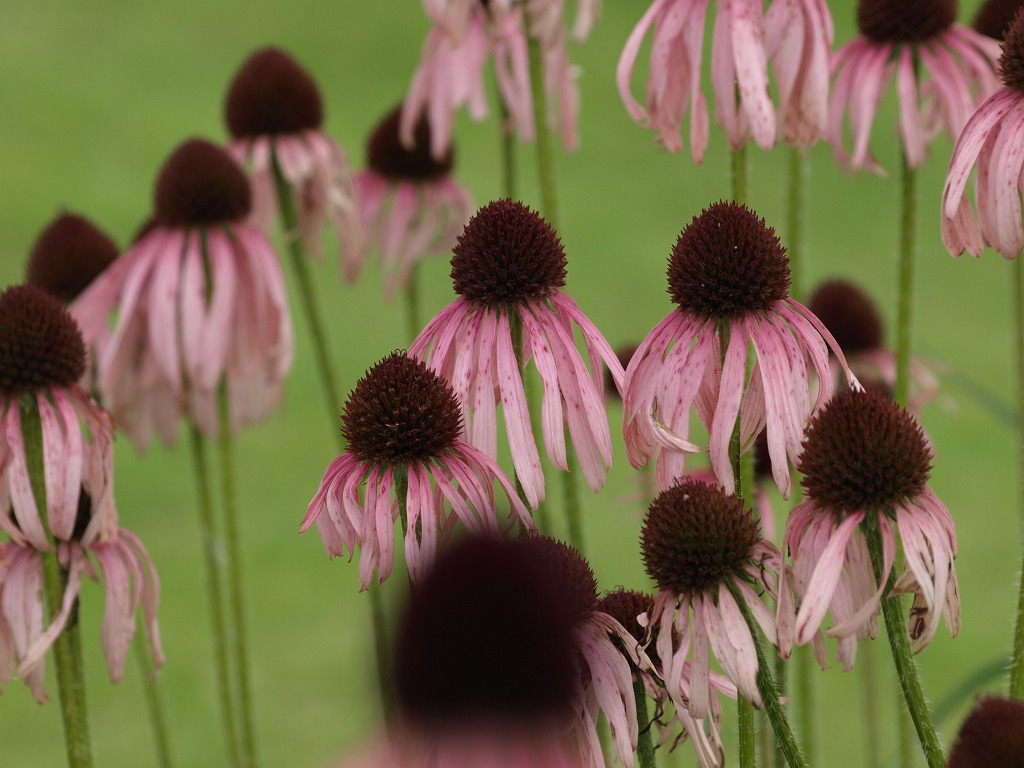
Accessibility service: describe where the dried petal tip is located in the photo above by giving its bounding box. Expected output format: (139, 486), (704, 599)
(225, 47), (323, 137)
(799, 390), (931, 513)
(342, 352), (463, 464)
(641, 479), (761, 593)
(515, 535), (598, 628)
(451, 199), (567, 305)
(367, 106), (453, 182)
(668, 201), (790, 319)
(857, 0), (956, 42)
(154, 139), (251, 227)
(394, 536), (576, 724)
(948, 697), (1024, 768)
(598, 588), (656, 664)
(26, 213), (119, 304)
(806, 280), (884, 354)
(999, 8), (1024, 88)
(974, 0), (1024, 39)
(0, 284), (86, 395)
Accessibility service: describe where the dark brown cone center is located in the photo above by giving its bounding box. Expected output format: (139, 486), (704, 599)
(806, 279), (884, 354)
(154, 139), (252, 228)
(225, 47), (324, 137)
(367, 106), (454, 182)
(26, 213), (119, 304)
(999, 9), (1024, 88)
(0, 285), (87, 395)
(857, 0), (957, 42)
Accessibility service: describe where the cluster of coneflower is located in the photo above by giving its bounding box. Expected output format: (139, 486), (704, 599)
(8, 0), (1024, 767)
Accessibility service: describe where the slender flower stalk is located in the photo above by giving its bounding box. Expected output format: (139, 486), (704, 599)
(133, 622), (173, 768)
(895, 150), (917, 408)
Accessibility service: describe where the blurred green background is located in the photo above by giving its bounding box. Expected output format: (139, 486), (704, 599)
(0, 1), (1016, 766)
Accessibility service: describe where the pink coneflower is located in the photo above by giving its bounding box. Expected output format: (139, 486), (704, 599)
(782, 390), (959, 670)
(829, 0), (1000, 174)
(71, 139), (293, 450)
(357, 105), (473, 299)
(340, 535), (583, 768)
(0, 286), (161, 701)
(515, 536), (652, 768)
(807, 279), (939, 412)
(947, 697), (1024, 767)
(617, 0), (833, 160)
(225, 47), (363, 279)
(943, 10), (1024, 257)
(300, 352), (531, 588)
(25, 212), (119, 305)
(410, 199), (624, 509)
(623, 201), (855, 497)
(641, 479), (782, 768)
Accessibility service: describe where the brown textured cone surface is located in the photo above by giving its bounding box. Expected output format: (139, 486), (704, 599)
(974, 0), (1024, 39)
(806, 279), (884, 354)
(799, 389), (931, 514)
(367, 105), (453, 182)
(225, 47), (323, 137)
(598, 588), (658, 666)
(513, 534), (598, 629)
(641, 479), (761, 593)
(154, 139), (251, 227)
(26, 213), (119, 304)
(451, 199), (566, 305)
(341, 352), (463, 464)
(0, 285), (86, 395)
(1000, 8), (1024, 88)
(668, 201), (790, 319)
(857, 0), (956, 42)
(947, 697), (1024, 767)
(394, 535), (577, 723)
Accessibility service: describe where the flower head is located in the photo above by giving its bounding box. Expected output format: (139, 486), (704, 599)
(830, 0), (1000, 173)
(623, 202), (854, 497)
(783, 390), (959, 669)
(640, 479), (781, 767)
(947, 696), (1024, 767)
(357, 105), (473, 299)
(225, 47), (363, 278)
(25, 213), (119, 304)
(411, 200), (624, 508)
(301, 352), (531, 587)
(618, 0), (834, 160)
(71, 138), (293, 450)
(973, 0), (1024, 39)
(943, 8), (1024, 256)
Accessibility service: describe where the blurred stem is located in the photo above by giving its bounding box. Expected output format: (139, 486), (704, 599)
(863, 513), (945, 768)
(134, 616), (173, 768)
(728, 581), (808, 768)
(188, 424), (242, 768)
(894, 150), (918, 408)
(738, 697), (756, 768)
(217, 384), (257, 768)
(786, 148), (808, 301)
(271, 157), (345, 452)
(794, 646), (817, 765)
(528, 37), (559, 226)
(499, 98), (516, 199)
(732, 146), (748, 206)
(22, 398), (93, 768)
(634, 679), (657, 768)
(1010, 256), (1024, 699)
(860, 642), (883, 768)
(405, 263), (421, 343)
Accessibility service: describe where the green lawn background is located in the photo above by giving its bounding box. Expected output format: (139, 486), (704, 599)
(0, 1), (1016, 766)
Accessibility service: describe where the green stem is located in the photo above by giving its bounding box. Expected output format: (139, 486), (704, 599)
(527, 37), (558, 227)
(863, 512), (945, 768)
(189, 425), (243, 768)
(633, 678), (657, 768)
(405, 262), (420, 344)
(134, 618), (173, 768)
(732, 146), (749, 206)
(270, 158), (345, 452)
(894, 151), (918, 408)
(561, 455), (584, 552)
(499, 98), (517, 200)
(793, 646), (816, 765)
(22, 397), (93, 768)
(786, 148), (808, 301)
(860, 641), (884, 768)
(898, 693), (914, 768)
(728, 582), (809, 768)
(1009, 256), (1024, 699)
(738, 697), (756, 768)
(217, 384), (257, 768)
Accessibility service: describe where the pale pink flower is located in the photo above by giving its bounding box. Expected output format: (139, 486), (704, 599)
(641, 479), (781, 768)
(300, 353), (531, 588)
(71, 139), (293, 450)
(943, 10), (1024, 257)
(623, 201), (855, 498)
(807, 279), (939, 412)
(357, 105), (473, 300)
(618, 0), (833, 160)
(0, 285), (161, 701)
(224, 47), (363, 279)
(829, 0), (1000, 174)
(411, 200), (624, 509)
(781, 390), (959, 670)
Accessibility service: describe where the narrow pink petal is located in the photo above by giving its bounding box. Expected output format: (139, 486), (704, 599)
(689, 596), (711, 718)
(496, 310), (544, 507)
(19, 555), (85, 678)
(985, 95), (1024, 256)
(520, 307), (567, 470)
(470, 310), (499, 459)
(199, 231), (239, 390)
(708, 318), (748, 494)
(896, 46), (925, 169)
(145, 232), (184, 393)
(5, 406), (49, 550)
(795, 511), (864, 644)
(731, 0), (775, 149)
(708, 586), (761, 707)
